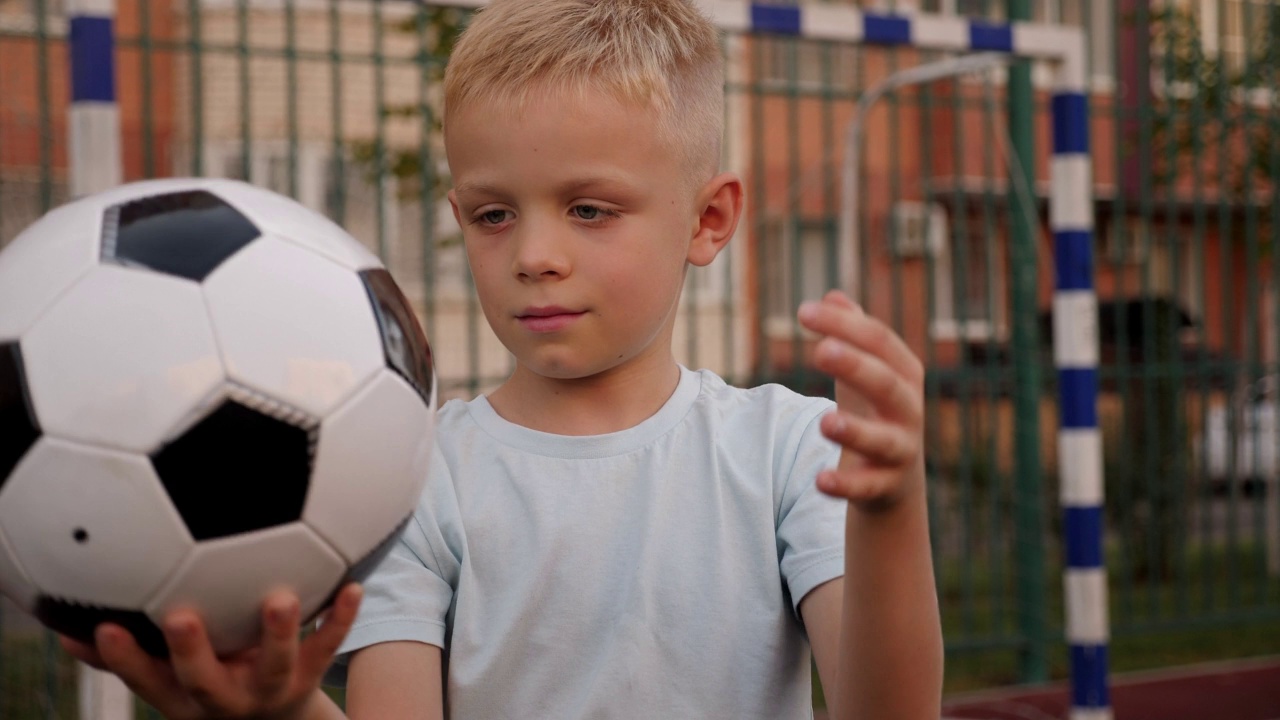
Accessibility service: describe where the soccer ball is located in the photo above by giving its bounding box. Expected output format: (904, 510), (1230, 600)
(0, 178), (436, 656)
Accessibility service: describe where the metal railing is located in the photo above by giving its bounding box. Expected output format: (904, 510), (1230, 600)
(2, 0), (1278, 715)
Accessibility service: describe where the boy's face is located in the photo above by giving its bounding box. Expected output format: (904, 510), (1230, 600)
(446, 90), (703, 381)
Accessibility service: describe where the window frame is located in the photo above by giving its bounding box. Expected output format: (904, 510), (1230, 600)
(760, 214), (840, 338)
(924, 203), (1007, 343)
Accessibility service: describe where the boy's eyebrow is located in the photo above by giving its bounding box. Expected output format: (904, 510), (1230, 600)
(453, 176), (638, 199)
(452, 181), (507, 198)
(552, 176), (637, 196)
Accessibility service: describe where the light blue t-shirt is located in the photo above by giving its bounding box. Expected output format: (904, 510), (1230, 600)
(329, 367), (846, 719)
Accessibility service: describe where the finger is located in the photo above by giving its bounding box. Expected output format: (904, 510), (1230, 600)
(252, 591), (301, 701)
(60, 634), (109, 671)
(163, 610), (244, 714)
(798, 301), (923, 384)
(817, 466), (891, 503)
(820, 411), (919, 467)
(814, 338), (922, 425)
(296, 584), (362, 683)
(806, 301), (920, 382)
(95, 624), (187, 711)
(822, 289), (859, 310)
(816, 466), (912, 508)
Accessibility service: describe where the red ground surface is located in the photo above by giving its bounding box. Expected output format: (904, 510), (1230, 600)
(939, 656), (1280, 720)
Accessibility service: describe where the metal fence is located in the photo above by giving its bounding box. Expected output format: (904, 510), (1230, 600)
(2, 0), (1279, 715)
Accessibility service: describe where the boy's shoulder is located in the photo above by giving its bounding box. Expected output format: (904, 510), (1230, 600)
(691, 368), (834, 424)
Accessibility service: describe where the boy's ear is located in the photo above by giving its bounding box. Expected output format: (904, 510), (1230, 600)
(687, 172), (743, 267)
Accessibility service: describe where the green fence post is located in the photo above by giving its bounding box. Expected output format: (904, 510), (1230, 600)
(1006, 0), (1048, 683)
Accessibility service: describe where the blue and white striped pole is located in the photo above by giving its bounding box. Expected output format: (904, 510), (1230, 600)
(68, 0), (121, 199)
(1048, 35), (1111, 720)
(68, 1), (130, 717)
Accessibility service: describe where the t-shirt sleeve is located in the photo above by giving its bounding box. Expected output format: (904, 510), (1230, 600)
(323, 446), (462, 688)
(775, 400), (846, 614)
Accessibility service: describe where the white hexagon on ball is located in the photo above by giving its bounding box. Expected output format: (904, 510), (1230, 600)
(0, 437), (193, 608)
(146, 522), (345, 656)
(0, 200), (103, 341)
(305, 370), (434, 564)
(203, 235), (385, 419)
(21, 265), (224, 453)
(205, 179), (381, 272)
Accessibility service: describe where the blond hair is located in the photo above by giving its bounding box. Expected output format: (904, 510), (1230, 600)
(443, 0), (724, 179)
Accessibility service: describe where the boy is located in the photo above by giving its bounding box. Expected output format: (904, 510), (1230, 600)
(64, 0), (942, 717)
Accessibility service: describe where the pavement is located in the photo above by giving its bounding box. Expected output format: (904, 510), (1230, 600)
(939, 655), (1280, 720)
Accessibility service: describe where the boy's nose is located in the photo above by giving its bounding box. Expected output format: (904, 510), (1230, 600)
(511, 227), (571, 280)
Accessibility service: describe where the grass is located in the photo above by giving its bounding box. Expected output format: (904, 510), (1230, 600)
(808, 615), (1280, 709)
(809, 541), (1280, 708)
(0, 633), (78, 720)
(942, 616), (1280, 694)
(934, 542), (1280, 694)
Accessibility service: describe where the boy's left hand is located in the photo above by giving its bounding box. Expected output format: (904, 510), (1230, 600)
(798, 290), (925, 512)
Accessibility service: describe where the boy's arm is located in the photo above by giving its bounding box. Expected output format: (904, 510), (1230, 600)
(800, 486), (940, 720)
(796, 291), (943, 720)
(346, 642), (445, 720)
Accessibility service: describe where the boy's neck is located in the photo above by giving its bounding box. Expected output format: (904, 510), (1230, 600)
(485, 355), (683, 436)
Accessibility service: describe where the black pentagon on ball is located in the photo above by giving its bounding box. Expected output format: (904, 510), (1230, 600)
(36, 596), (169, 657)
(153, 399), (313, 541)
(0, 342), (40, 489)
(359, 269), (434, 404)
(103, 190), (260, 281)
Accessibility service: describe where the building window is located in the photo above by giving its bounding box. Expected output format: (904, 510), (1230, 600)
(1111, 217), (1204, 327)
(1198, 0), (1277, 81)
(757, 35), (860, 92)
(1061, 0), (1116, 89)
(866, 0), (920, 13)
(0, 0), (64, 32)
(932, 0), (1005, 20)
(1151, 0), (1279, 101)
(266, 156), (293, 198)
(761, 216), (838, 335)
(207, 142), (488, 309)
(0, 0), (62, 18)
(0, 175), (69, 248)
(205, 140), (395, 259)
(319, 153), (473, 304)
(922, 203), (1005, 341)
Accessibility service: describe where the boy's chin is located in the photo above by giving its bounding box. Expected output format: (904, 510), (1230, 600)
(516, 354), (636, 383)
(520, 359), (606, 381)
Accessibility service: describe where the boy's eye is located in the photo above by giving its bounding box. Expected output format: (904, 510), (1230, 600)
(572, 205), (602, 221)
(479, 209), (509, 225)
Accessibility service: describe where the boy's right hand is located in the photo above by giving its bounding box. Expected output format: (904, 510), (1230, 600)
(59, 583), (362, 720)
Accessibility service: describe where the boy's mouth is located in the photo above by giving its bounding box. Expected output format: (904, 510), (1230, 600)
(517, 306), (585, 332)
